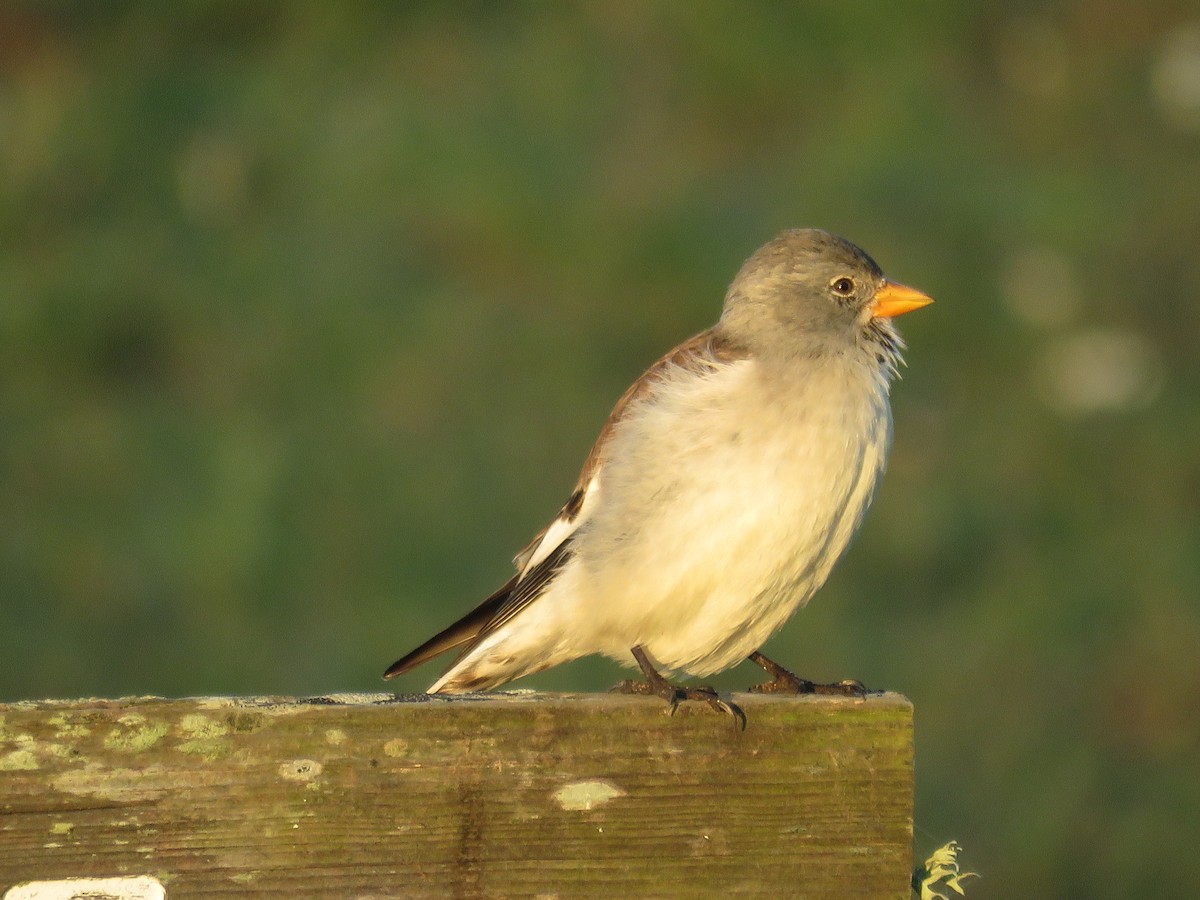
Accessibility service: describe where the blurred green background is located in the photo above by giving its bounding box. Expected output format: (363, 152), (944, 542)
(3, 2), (1199, 896)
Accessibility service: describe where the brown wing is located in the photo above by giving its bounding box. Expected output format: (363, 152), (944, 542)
(512, 326), (746, 573)
(383, 326), (747, 680)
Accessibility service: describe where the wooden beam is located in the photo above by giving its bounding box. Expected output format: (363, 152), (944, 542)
(0, 692), (913, 897)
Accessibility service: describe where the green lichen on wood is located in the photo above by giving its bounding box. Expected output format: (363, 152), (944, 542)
(0, 692), (913, 898)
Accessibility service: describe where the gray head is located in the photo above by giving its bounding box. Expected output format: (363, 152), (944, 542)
(717, 228), (931, 371)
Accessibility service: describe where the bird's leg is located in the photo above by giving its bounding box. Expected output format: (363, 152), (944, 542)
(747, 650), (866, 696)
(611, 645), (746, 730)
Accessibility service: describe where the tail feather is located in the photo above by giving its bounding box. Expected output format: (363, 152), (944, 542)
(382, 575), (517, 680)
(383, 540), (574, 687)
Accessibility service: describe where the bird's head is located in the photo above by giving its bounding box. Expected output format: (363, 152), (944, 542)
(719, 228), (932, 371)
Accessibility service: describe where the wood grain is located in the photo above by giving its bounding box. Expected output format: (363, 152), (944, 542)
(0, 692), (913, 898)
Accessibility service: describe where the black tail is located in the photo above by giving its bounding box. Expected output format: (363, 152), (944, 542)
(382, 575), (517, 679)
(383, 539), (573, 682)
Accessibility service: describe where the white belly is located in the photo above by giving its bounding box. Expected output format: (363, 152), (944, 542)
(431, 355), (895, 693)
(578, 358), (892, 676)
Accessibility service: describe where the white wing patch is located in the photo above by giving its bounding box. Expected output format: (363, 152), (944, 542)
(517, 474), (601, 578)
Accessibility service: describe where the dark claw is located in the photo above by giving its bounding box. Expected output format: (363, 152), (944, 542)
(747, 650), (867, 697)
(715, 695), (747, 731)
(813, 678), (867, 697)
(675, 684), (746, 731)
(614, 647), (747, 730)
(749, 676), (811, 694)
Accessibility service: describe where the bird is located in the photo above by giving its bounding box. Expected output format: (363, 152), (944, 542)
(384, 228), (931, 726)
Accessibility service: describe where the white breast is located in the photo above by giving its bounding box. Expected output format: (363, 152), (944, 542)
(577, 355), (893, 676)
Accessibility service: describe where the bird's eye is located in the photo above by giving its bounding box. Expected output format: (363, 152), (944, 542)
(830, 277), (856, 298)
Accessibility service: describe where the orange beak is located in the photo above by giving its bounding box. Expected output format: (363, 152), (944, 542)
(870, 280), (934, 319)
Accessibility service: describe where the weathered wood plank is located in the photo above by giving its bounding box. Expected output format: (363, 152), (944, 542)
(0, 692), (912, 898)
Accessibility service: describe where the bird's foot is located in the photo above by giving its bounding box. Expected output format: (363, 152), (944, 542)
(748, 674), (867, 696)
(746, 650), (866, 696)
(611, 677), (746, 730)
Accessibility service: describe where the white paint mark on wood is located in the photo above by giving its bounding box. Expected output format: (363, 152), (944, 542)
(278, 758), (323, 781)
(3, 874), (166, 899)
(552, 780), (626, 811)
